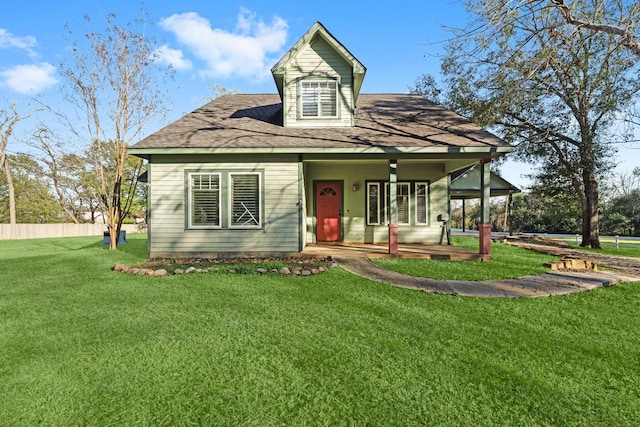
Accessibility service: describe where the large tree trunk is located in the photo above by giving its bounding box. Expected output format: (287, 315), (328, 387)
(3, 156), (16, 225)
(581, 171), (601, 248)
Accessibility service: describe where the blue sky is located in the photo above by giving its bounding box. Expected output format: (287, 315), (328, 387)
(1, 0), (638, 188)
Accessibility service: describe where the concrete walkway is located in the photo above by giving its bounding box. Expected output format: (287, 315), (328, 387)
(332, 255), (640, 298)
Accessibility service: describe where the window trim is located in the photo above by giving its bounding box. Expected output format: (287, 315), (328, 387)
(185, 169), (264, 231)
(395, 182), (411, 225)
(299, 79), (339, 119)
(367, 182), (381, 225)
(366, 180), (430, 226)
(187, 172), (222, 229)
(415, 182), (430, 225)
(228, 172), (262, 229)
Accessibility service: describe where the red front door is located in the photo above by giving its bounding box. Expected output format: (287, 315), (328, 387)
(316, 182), (342, 242)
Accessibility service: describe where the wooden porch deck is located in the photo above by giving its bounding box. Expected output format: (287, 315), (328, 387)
(300, 243), (488, 261)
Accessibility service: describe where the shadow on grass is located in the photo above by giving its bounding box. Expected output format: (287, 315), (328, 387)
(100, 235), (149, 259)
(62, 235), (149, 259)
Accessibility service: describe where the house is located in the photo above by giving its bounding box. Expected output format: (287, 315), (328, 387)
(128, 22), (512, 258)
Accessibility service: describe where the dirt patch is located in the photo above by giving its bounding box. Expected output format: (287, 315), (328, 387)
(503, 237), (640, 277)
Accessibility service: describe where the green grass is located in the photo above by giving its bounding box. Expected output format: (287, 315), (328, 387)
(1, 235), (640, 425)
(372, 236), (559, 280)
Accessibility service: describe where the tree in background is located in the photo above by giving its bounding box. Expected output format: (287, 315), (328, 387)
(31, 127), (105, 224)
(0, 104), (32, 225)
(59, 13), (170, 249)
(0, 154), (60, 223)
(601, 167), (640, 236)
(418, 0), (640, 248)
(204, 84), (241, 102)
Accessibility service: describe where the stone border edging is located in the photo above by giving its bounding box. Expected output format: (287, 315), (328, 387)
(112, 261), (339, 277)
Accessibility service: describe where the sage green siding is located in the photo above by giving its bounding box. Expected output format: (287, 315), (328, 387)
(148, 155), (300, 257)
(305, 161), (448, 244)
(283, 37), (354, 128)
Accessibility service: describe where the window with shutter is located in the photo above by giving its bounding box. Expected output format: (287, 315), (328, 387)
(397, 183), (410, 225)
(301, 80), (337, 118)
(189, 173), (221, 228)
(230, 173), (261, 228)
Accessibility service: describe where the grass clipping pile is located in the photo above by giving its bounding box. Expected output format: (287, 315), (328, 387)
(113, 256), (338, 277)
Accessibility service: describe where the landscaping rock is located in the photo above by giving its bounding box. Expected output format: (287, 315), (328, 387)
(112, 256), (332, 278)
(544, 258), (599, 272)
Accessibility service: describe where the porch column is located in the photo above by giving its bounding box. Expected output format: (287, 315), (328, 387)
(479, 159), (492, 255)
(388, 159), (398, 255)
(462, 200), (466, 233)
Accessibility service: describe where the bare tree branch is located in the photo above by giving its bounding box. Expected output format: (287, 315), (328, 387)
(550, 0), (640, 57)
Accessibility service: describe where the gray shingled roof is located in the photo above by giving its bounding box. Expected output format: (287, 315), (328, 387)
(130, 93), (511, 153)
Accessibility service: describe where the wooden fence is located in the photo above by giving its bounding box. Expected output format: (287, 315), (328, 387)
(0, 224), (146, 240)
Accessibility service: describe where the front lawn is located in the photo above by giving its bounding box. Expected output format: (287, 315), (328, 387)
(1, 235), (639, 425)
(372, 236), (559, 280)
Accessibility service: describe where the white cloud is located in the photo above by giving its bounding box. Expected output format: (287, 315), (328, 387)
(0, 63), (58, 94)
(155, 44), (193, 71)
(0, 28), (38, 58)
(159, 9), (288, 80)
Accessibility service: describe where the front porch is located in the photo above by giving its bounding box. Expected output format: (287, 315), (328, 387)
(301, 242), (489, 261)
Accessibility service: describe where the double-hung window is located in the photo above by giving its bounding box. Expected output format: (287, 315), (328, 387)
(396, 183), (411, 225)
(189, 173), (221, 228)
(301, 80), (338, 118)
(366, 181), (429, 226)
(229, 173), (261, 228)
(187, 171), (262, 230)
(415, 182), (429, 225)
(367, 182), (382, 225)
(384, 183), (410, 225)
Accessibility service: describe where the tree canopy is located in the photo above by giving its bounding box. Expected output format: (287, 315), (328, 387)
(59, 13), (170, 249)
(417, 0), (640, 248)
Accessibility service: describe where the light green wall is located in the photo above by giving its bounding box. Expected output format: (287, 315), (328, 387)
(305, 161), (449, 244)
(149, 155), (300, 257)
(283, 37), (354, 128)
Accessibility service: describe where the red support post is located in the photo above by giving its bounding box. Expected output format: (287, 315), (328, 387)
(388, 224), (399, 255)
(479, 223), (492, 255)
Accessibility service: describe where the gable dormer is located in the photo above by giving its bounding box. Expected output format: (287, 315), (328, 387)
(271, 22), (366, 128)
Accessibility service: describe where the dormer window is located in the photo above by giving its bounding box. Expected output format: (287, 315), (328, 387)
(301, 80), (338, 118)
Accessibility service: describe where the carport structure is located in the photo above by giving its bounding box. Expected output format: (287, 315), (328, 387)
(450, 164), (521, 233)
